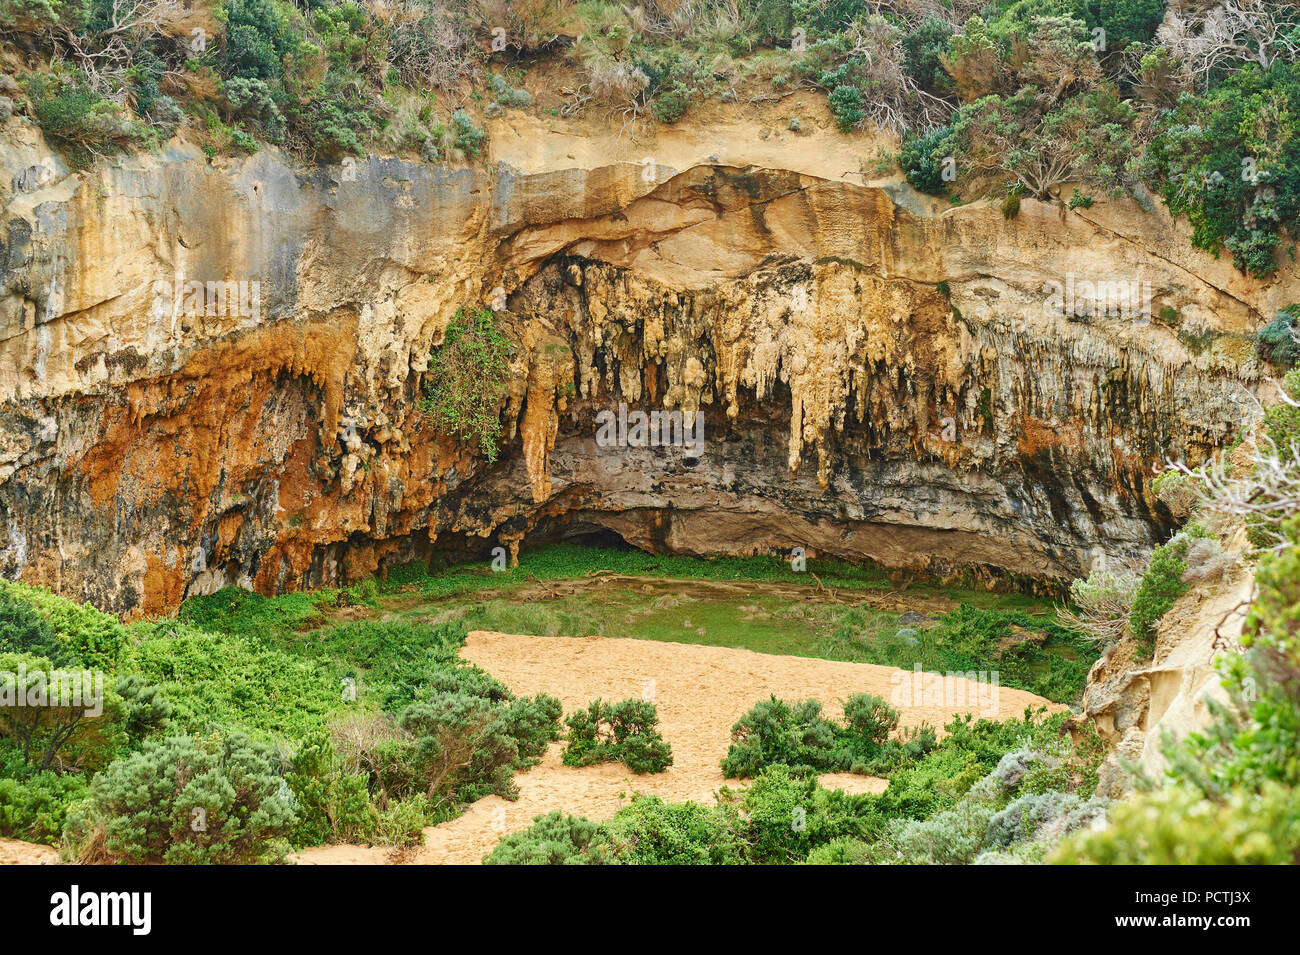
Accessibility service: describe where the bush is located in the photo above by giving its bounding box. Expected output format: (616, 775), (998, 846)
(721, 693), (930, 778)
(1097, 0), (1166, 50)
(826, 83), (865, 132)
(483, 811), (607, 865)
(600, 794), (747, 864)
(1129, 531), (1203, 654)
(399, 693), (528, 804)
(651, 82), (691, 124)
(0, 652), (128, 774)
(1054, 782), (1300, 864)
(0, 579), (125, 670)
(739, 765), (871, 863)
(64, 733), (297, 864)
(1257, 307), (1300, 368)
(0, 590), (63, 664)
(123, 624), (341, 738)
(451, 109), (486, 157)
(1152, 468), (1197, 519)
(899, 124), (955, 195)
(1060, 566), (1139, 647)
(1181, 537), (1235, 586)
(720, 695), (840, 778)
(1144, 61), (1300, 278)
(0, 771), (90, 843)
(25, 72), (153, 167)
(222, 0), (292, 81)
(420, 309), (511, 462)
(562, 698), (672, 774)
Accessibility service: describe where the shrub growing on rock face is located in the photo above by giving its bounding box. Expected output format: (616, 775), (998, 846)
(562, 699), (672, 774)
(64, 733), (298, 864)
(1059, 566), (1139, 647)
(1256, 307), (1299, 368)
(420, 308), (511, 462)
(899, 124), (956, 194)
(1129, 528), (1210, 655)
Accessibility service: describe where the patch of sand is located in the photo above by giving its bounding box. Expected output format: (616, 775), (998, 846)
(0, 839), (59, 865)
(294, 631), (1063, 866)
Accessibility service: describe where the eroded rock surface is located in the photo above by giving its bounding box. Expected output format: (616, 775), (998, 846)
(1, 111), (1293, 616)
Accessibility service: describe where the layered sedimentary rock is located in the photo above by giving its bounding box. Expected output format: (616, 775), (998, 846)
(0, 107), (1294, 616)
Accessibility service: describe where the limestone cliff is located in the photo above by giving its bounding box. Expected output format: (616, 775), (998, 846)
(1, 97), (1294, 617)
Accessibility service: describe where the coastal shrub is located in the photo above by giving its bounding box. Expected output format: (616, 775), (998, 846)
(0, 652), (132, 774)
(1256, 307), (1300, 368)
(1180, 537), (1235, 586)
(1059, 567), (1139, 647)
(719, 695), (841, 777)
(1129, 529), (1209, 654)
(284, 732), (381, 846)
(600, 794), (747, 865)
(1143, 60), (1300, 278)
(400, 691), (546, 804)
(421, 308), (511, 462)
(0, 579), (126, 670)
(899, 124), (956, 194)
(1054, 782), (1300, 864)
(451, 109), (487, 157)
(63, 733), (298, 864)
(721, 693), (931, 778)
(1152, 468), (1197, 519)
(739, 765), (871, 863)
(0, 771), (90, 843)
(562, 698), (672, 774)
(483, 811), (608, 865)
(0, 590), (64, 664)
(24, 72), (152, 167)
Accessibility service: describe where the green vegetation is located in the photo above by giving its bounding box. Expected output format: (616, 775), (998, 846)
(420, 309), (512, 462)
(1257, 307), (1300, 368)
(1143, 61), (1300, 278)
(562, 699), (673, 774)
(487, 706), (1103, 864)
(63, 732), (297, 864)
(0, 573), (565, 856)
(721, 694), (934, 778)
(1253, 306), (1294, 369)
(1128, 529), (1197, 657)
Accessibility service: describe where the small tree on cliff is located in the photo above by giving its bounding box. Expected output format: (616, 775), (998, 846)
(420, 309), (512, 462)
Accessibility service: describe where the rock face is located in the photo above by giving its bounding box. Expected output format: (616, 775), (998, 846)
(1081, 565), (1255, 797)
(0, 106), (1294, 617)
